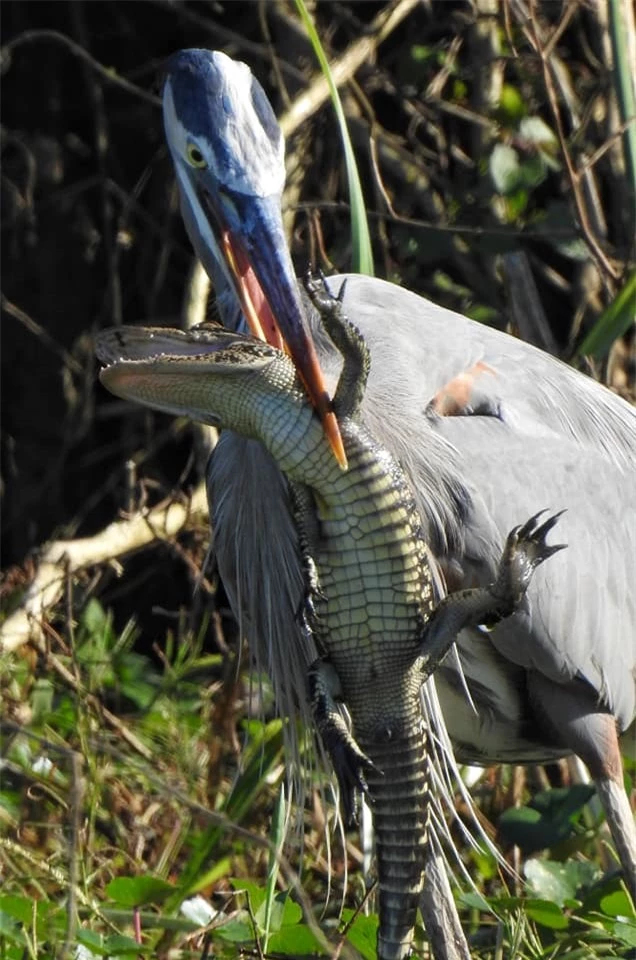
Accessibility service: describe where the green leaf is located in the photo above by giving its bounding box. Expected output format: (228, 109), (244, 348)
(255, 889), (302, 934)
(488, 891), (569, 939)
(520, 116), (558, 150)
(601, 890), (636, 919)
(524, 898), (570, 930)
(525, 858), (601, 905)
(410, 44), (436, 64)
(453, 79), (468, 100)
(577, 272), (636, 358)
(504, 187), (530, 219)
(267, 924), (327, 954)
(0, 894), (61, 927)
(0, 895), (44, 924)
(465, 304), (500, 327)
(612, 918), (636, 947)
(103, 933), (151, 955)
(179, 856), (232, 897)
(106, 876), (175, 907)
(77, 930), (109, 956)
(498, 84), (526, 123)
(0, 909), (26, 945)
(458, 891), (492, 913)
(532, 784), (598, 818)
(579, 872), (631, 919)
(499, 805), (544, 847)
(81, 597), (109, 637)
(255, 890), (287, 937)
(341, 908), (378, 960)
(498, 784), (595, 853)
(0, 895), (61, 941)
(490, 143), (521, 194)
(213, 916), (255, 943)
(230, 878), (266, 914)
(517, 153), (548, 189)
(0, 789), (21, 820)
(30, 678), (55, 720)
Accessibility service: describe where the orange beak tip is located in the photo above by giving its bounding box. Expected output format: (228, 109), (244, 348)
(324, 410), (348, 470)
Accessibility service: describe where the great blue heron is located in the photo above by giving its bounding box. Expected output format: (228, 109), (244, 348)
(154, 47), (635, 920)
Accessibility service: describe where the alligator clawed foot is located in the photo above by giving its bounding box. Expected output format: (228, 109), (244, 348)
(331, 739), (379, 827)
(417, 508), (567, 678)
(492, 509), (567, 613)
(308, 657), (380, 825)
(304, 269), (345, 314)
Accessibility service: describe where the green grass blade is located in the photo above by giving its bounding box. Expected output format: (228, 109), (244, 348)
(169, 719), (285, 904)
(262, 785), (286, 951)
(576, 271), (636, 357)
(295, 0), (374, 276)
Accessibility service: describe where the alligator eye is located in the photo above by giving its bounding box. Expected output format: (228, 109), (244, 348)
(187, 143), (206, 168)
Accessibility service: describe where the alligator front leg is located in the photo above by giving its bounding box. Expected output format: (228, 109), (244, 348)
(419, 510), (566, 680)
(308, 659), (378, 826)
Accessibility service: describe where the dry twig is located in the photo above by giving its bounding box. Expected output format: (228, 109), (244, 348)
(1, 485), (208, 654)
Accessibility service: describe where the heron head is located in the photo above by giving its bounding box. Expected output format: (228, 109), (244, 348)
(162, 49), (345, 466)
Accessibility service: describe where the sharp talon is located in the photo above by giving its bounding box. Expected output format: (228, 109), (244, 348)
(495, 508), (566, 611)
(518, 509), (546, 538)
(543, 542), (568, 558)
(534, 508), (567, 539)
(515, 508), (566, 547)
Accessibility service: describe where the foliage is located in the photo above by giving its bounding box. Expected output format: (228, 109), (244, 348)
(2, 597), (634, 958)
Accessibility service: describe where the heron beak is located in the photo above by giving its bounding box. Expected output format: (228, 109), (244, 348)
(200, 186), (347, 469)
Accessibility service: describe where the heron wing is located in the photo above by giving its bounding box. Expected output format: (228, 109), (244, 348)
(320, 276), (636, 745)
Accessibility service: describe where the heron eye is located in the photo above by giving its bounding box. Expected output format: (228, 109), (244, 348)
(187, 143), (206, 168)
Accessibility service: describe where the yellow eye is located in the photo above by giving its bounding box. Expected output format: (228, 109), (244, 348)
(186, 143), (206, 168)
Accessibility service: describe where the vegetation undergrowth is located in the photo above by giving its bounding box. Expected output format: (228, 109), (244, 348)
(2, 596), (635, 958)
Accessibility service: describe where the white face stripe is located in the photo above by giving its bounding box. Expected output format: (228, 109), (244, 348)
(163, 55), (285, 199)
(172, 159), (234, 290)
(162, 81), (189, 158)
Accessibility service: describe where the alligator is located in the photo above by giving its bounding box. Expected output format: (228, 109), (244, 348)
(97, 278), (565, 960)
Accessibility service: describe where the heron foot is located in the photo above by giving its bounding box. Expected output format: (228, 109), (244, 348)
(308, 658), (378, 826)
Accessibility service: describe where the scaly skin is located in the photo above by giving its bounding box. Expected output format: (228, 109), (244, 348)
(305, 416), (434, 960)
(97, 284), (565, 960)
